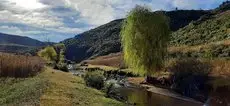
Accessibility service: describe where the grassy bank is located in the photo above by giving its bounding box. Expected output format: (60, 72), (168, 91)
(0, 71), (48, 105)
(0, 67), (123, 106)
(40, 68), (123, 106)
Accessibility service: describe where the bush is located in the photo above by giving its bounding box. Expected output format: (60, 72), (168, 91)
(84, 71), (105, 89)
(54, 63), (68, 72)
(38, 46), (57, 63)
(0, 53), (45, 78)
(169, 59), (211, 98)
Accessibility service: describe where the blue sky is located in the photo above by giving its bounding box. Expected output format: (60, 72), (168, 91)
(0, 0), (226, 42)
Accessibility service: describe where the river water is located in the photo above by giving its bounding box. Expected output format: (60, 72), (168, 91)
(69, 65), (229, 106)
(118, 87), (202, 106)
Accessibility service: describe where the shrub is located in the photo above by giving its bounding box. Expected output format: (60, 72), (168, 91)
(38, 46), (57, 63)
(104, 83), (115, 97)
(84, 71), (105, 89)
(54, 63), (68, 72)
(0, 53), (45, 78)
(169, 59), (211, 98)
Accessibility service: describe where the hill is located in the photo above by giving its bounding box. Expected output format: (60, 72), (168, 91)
(0, 33), (49, 54)
(171, 10), (230, 46)
(86, 1), (230, 67)
(63, 10), (209, 62)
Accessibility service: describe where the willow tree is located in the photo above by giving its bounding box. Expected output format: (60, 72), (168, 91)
(38, 46), (57, 63)
(121, 6), (170, 77)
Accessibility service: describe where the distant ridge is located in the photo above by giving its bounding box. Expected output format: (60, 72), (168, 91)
(0, 33), (48, 54)
(0, 33), (46, 47)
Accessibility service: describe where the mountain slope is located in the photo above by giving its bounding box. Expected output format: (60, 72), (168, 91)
(62, 19), (122, 62)
(171, 10), (230, 46)
(63, 10), (209, 62)
(0, 33), (46, 46)
(0, 33), (48, 54)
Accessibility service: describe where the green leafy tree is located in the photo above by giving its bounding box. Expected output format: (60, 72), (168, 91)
(53, 43), (66, 64)
(121, 6), (170, 76)
(38, 46), (57, 62)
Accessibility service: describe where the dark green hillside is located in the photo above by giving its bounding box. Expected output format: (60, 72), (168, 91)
(215, 1), (230, 13)
(63, 19), (122, 62)
(171, 10), (230, 46)
(63, 10), (209, 62)
(167, 10), (209, 31)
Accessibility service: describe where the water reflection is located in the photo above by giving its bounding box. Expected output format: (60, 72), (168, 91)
(205, 87), (230, 106)
(204, 78), (230, 106)
(119, 87), (202, 106)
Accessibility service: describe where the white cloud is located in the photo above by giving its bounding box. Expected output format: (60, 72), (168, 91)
(0, 0), (227, 42)
(171, 0), (225, 10)
(0, 25), (48, 36)
(8, 0), (47, 10)
(0, 25), (24, 36)
(67, 0), (116, 26)
(0, 10), (63, 27)
(47, 27), (84, 33)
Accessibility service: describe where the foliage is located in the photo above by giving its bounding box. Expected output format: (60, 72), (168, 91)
(38, 46), (57, 63)
(0, 53), (45, 78)
(54, 63), (68, 72)
(169, 59), (211, 97)
(121, 6), (170, 75)
(84, 71), (105, 90)
(53, 43), (66, 64)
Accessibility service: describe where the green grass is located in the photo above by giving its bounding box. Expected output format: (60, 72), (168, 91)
(0, 68), (124, 106)
(0, 72), (48, 105)
(40, 68), (124, 106)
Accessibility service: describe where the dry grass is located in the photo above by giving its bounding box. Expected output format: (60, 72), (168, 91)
(209, 59), (230, 78)
(85, 53), (125, 68)
(169, 39), (230, 53)
(87, 64), (119, 71)
(127, 77), (145, 85)
(86, 40), (230, 69)
(0, 53), (45, 78)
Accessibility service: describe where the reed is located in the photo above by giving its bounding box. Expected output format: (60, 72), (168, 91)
(0, 53), (45, 78)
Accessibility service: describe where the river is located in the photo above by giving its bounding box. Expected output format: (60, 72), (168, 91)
(68, 65), (229, 106)
(118, 87), (202, 106)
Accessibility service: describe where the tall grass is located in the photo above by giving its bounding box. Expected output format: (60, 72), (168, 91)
(0, 53), (45, 78)
(85, 53), (126, 69)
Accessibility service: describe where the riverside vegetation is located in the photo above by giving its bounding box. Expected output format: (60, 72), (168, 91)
(0, 53), (123, 105)
(1, 1), (230, 106)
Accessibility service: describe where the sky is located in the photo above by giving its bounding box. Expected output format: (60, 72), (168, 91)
(0, 0), (227, 42)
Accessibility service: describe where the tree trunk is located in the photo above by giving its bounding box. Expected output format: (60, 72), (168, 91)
(146, 76), (155, 84)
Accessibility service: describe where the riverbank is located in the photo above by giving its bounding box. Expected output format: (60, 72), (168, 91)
(82, 60), (230, 105)
(127, 76), (230, 105)
(0, 67), (124, 106)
